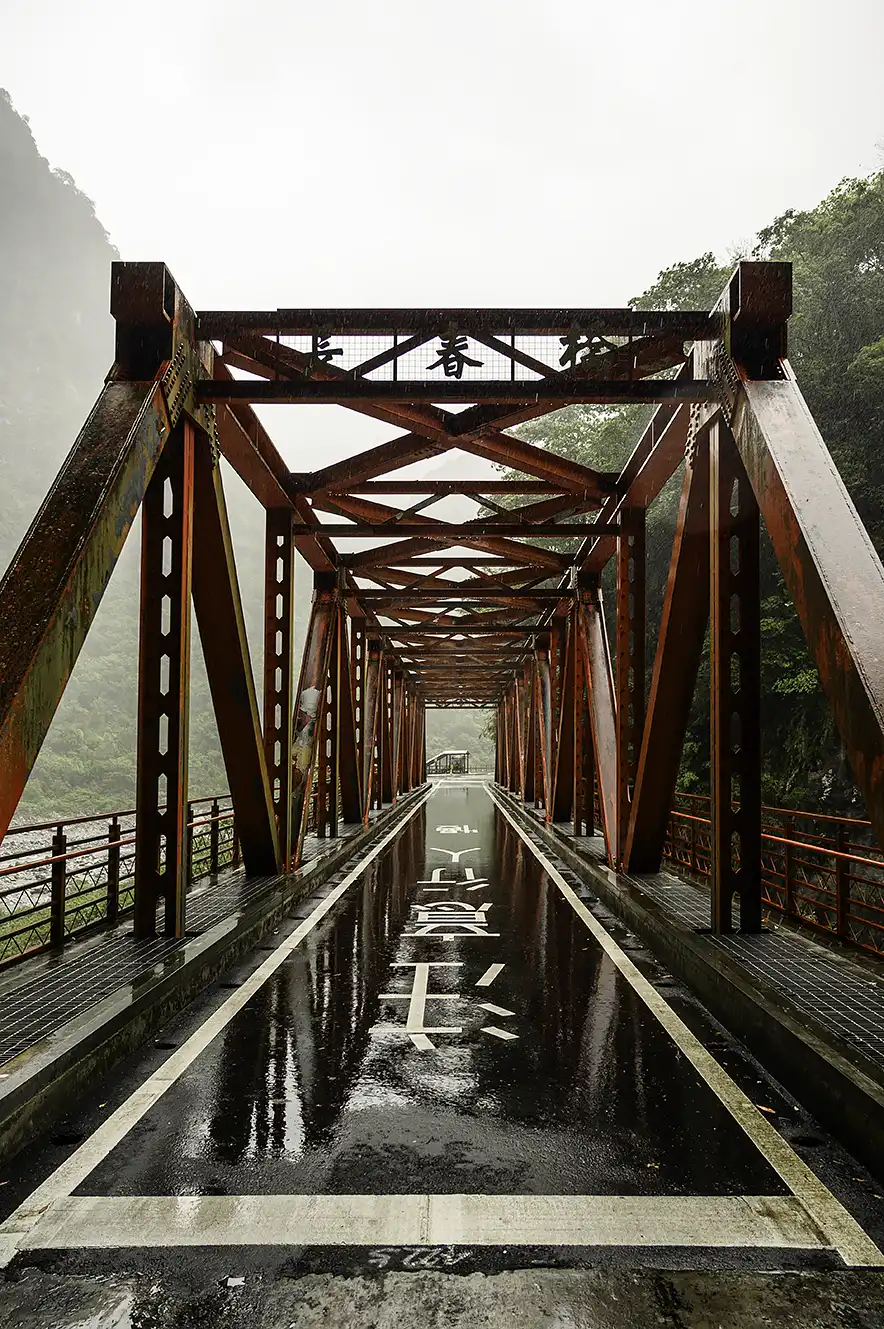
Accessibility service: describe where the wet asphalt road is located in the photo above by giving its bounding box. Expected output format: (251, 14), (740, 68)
(76, 783), (782, 1202)
(2, 778), (884, 1299)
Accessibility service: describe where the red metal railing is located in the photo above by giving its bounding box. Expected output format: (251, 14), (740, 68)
(664, 792), (884, 957)
(0, 796), (237, 968)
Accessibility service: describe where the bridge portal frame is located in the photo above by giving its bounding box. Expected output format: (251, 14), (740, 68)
(1, 261), (883, 940)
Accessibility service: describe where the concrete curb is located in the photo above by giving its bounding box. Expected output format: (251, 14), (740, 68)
(495, 787), (884, 1178)
(0, 788), (428, 1165)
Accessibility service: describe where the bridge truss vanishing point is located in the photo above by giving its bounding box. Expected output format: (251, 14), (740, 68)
(1, 261), (883, 940)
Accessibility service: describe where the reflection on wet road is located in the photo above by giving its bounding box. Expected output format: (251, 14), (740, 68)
(3, 781), (881, 1272)
(83, 784), (781, 1201)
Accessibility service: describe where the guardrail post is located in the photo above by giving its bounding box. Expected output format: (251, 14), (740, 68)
(210, 799), (220, 874)
(835, 822), (849, 938)
(107, 816), (121, 923)
(50, 824), (66, 947)
(689, 814), (697, 876)
(783, 816), (794, 917)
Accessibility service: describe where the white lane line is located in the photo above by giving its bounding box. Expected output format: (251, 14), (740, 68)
(19, 1193), (828, 1251)
(0, 787), (435, 1270)
(482, 1026), (518, 1041)
(487, 786), (884, 1268)
(476, 963), (505, 987)
(479, 1003), (514, 1018)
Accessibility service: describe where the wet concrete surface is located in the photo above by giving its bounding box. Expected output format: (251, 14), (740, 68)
(2, 1266), (884, 1328)
(2, 781), (884, 1323)
(75, 784), (785, 1204)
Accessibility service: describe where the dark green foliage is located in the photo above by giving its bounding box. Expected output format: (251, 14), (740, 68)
(511, 172), (884, 814)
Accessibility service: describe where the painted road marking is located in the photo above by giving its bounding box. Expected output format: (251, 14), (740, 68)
(17, 1193), (830, 1251)
(487, 785), (884, 1268)
(429, 846), (480, 863)
(0, 786), (436, 1270)
(476, 963), (505, 987)
(479, 1002), (514, 1018)
(379, 962), (463, 1046)
(481, 1026), (518, 1041)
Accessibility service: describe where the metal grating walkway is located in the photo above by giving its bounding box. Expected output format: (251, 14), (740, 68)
(0, 824), (365, 1068)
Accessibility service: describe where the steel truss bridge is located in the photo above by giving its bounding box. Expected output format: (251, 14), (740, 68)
(1, 260), (883, 942)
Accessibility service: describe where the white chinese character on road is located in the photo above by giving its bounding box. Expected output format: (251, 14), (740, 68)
(434, 824), (477, 834)
(405, 898), (498, 939)
(378, 962), (518, 1050)
(429, 845), (480, 863)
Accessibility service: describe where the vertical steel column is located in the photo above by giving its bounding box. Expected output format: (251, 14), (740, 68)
(523, 666), (537, 805)
(553, 611), (577, 823)
(381, 662), (394, 804)
(494, 701), (502, 782)
(290, 587), (335, 862)
(315, 627), (337, 838)
(350, 614), (366, 809)
(572, 619), (586, 835)
(263, 510), (295, 867)
(134, 418), (194, 938)
(327, 621), (340, 837)
(616, 509), (646, 867)
(535, 639), (553, 816)
(391, 670), (404, 801)
(336, 608), (362, 823)
(710, 420), (762, 932)
(362, 638), (382, 819)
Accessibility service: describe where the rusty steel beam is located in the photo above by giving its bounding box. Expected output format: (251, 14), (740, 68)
(223, 336), (613, 495)
(709, 419), (762, 932)
(356, 589), (568, 603)
(323, 522), (616, 538)
(325, 480), (572, 495)
(199, 308), (715, 337)
(726, 362), (884, 858)
(346, 538), (567, 571)
(291, 591), (336, 862)
(361, 637), (383, 819)
(199, 378), (713, 406)
(552, 614), (577, 822)
(578, 594), (617, 863)
(336, 606), (362, 823)
(535, 643), (554, 814)
(0, 379), (171, 842)
(264, 509), (296, 866)
(615, 509), (646, 866)
(192, 435), (279, 875)
(626, 444), (711, 872)
(133, 419), (195, 938)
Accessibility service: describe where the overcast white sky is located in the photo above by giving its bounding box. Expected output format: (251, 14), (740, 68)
(3, 0), (882, 307)
(2, 0), (882, 469)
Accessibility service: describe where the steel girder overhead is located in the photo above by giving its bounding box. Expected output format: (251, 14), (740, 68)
(1, 262), (883, 941)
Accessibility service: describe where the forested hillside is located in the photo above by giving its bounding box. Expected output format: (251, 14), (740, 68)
(519, 172), (884, 811)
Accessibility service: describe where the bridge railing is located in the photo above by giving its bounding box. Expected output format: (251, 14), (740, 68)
(0, 796), (236, 968)
(664, 792), (884, 957)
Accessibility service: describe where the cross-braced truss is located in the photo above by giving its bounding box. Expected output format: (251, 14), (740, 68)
(2, 261), (883, 940)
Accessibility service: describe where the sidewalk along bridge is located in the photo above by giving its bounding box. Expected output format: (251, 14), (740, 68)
(1, 262), (884, 1313)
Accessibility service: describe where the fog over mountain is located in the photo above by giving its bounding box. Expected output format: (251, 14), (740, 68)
(0, 91), (491, 818)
